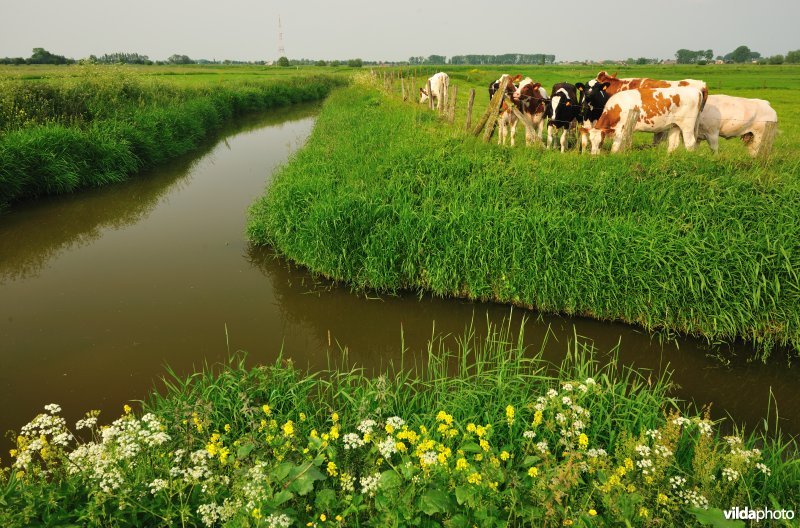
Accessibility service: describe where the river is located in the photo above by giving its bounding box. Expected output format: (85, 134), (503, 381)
(0, 103), (797, 440)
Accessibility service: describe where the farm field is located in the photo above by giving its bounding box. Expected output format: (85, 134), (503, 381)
(2, 63), (800, 527)
(248, 65), (800, 361)
(0, 64), (348, 211)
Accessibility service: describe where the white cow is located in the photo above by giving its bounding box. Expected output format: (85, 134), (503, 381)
(697, 94), (778, 156)
(586, 86), (704, 155)
(420, 72), (450, 111)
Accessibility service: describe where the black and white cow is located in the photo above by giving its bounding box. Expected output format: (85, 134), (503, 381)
(546, 83), (581, 152)
(575, 79), (610, 152)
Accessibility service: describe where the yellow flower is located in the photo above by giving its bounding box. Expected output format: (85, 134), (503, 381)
(475, 425), (487, 438)
(331, 412), (339, 422)
(396, 442), (407, 452)
(528, 466), (539, 478)
(563, 521), (574, 526)
(219, 447), (230, 463)
(488, 481), (499, 491)
(320, 513), (327, 522)
(123, 404), (132, 415)
(251, 508), (261, 519)
(299, 412), (307, 422)
(224, 424), (231, 433)
(500, 450), (510, 461)
(578, 433), (588, 449)
(588, 509), (597, 516)
(505, 405), (515, 425)
(436, 411), (453, 425)
(467, 472), (482, 485)
(363, 433), (372, 443)
(479, 439), (490, 452)
(327, 461), (338, 477)
(639, 507), (649, 518)
(336, 515), (343, 522)
(282, 420), (295, 437)
(627, 484), (636, 493)
(657, 493), (669, 505)
(474, 453), (483, 461)
(456, 457), (468, 471)
(311, 429), (319, 438)
(490, 456), (500, 467)
(466, 423), (476, 433)
(385, 424), (395, 434)
(262, 404), (271, 415)
(9, 449), (18, 457)
(533, 410), (543, 426)
(624, 457), (634, 470)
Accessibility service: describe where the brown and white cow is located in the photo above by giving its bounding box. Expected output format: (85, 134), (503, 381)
(586, 86), (704, 154)
(493, 74), (523, 146)
(420, 72), (450, 111)
(512, 78), (548, 145)
(697, 94), (778, 156)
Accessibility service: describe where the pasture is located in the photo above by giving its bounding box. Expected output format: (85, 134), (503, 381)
(248, 65), (800, 361)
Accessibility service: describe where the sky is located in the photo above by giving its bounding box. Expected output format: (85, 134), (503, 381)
(0, 0), (798, 63)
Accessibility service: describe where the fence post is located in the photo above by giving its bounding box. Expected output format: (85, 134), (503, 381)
(401, 76), (407, 101)
(427, 79), (434, 110)
(447, 84), (458, 123)
(757, 121), (777, 158)
(474, 76), (511, 140)
(616, 108), (640, 152)
(465, 89), (476, 131)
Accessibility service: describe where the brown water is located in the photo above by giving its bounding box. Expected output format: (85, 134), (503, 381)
(0, 103), (797, 441)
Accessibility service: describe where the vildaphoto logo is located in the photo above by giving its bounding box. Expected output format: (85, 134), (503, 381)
(724, 506), (796, 523)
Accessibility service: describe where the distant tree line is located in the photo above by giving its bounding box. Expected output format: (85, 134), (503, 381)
(674, 45), (800, 65)
(675, 49), (714, 64)
(406, 54), (556, 65)
(0, 47), (75, 65)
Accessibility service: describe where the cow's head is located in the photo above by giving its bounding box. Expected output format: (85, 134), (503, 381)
(419, 87), (429, 104)
(548, 85), (578, 124)
(578, 79), (611, 117)
(586, 127), (608, 155)
(515, 79), (545, 109)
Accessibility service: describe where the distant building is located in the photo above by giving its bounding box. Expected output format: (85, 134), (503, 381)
(715, 59), (724, 65)
(661, 59), (677, 65)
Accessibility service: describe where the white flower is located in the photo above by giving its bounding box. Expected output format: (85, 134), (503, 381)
(585, 377), (596, 386)
(149, 478), (168, 494)
(577, 384), (588, 393)
(547, 389), (558, 399)
(44, 403), (62, 414)
(523, 430), (536, 439)
(535, 441), (549, 454)
(555, 413), (566, 424)
(265, 513), (293, 528)
(343, 433), (365, 450)
(755, 462), (771, 476)
(357, 419), (377, 435)
(562, 396), (572, 406)
(722, 467), (740, 482)
(377, 436), (397, 459)
(421, 451), (438, 466)
(635, 444), (651, 457)
(76, 416), (98, 430)
(696, 420), (713, 436)
(645, 429), (661, 440)
(562, 383), (574, 392)
(386, 416), (405, 429)
(587, 448), (607, 458)
(672, 416), (691, 427)
(655, 444), (672, 458)
(724, 436), (743, 446)
(360, 472), (381, 497)
(670, 476), (686, 489)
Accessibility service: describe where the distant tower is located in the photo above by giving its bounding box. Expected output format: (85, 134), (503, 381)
(277, 16), (286, 59)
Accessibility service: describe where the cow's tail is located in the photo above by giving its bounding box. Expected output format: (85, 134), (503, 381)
(700, 83), (708, 111)
(444, 75), (450, 106)
(693, 89), (704, 138)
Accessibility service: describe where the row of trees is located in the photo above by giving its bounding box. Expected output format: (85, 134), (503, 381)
(409, 54), (556, 65)
(674, 45), (800, 65)
(0, 47), (75, 65)
(276, 57), (364, 67)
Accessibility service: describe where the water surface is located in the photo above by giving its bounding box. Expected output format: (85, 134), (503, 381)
(0, 103), (796, 439)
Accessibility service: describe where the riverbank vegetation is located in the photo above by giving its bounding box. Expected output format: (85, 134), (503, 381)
(3, 323), (798, 527)
(247, 70), (800, 361)
(0, 65), (346, 211)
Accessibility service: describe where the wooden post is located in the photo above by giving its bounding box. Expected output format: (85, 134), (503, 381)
(427, 79), (434, 110)
(616, 108), (640, 152)
(447, 84), (458, 123)
(401, 77), (407, 101)
(756, 121), (777, 158)
(509, 105), (535, 142)
(465, 88), (475, 131)
(473, 76), (511, 139)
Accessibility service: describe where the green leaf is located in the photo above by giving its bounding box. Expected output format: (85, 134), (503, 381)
(449, 514), (470, 528)
(288, 465), (326, 496)
(273, 461), (294, 481)
(455, 486), (471, 506)
(270, 489), (294, 508)
(380, 470), (402, 490)
(522, 455), (540, 466)
(461, 442), (482, 453)
(687, 507), (746, 528)
(315, 488), (337, 510)
(418, 488), (453, 516)
(237, 443), (255, 459)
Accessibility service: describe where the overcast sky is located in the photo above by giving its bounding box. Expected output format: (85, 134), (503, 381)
(1, 0), (798, 63)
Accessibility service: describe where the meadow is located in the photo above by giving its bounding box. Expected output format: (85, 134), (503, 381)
(247, 65), (800, 361)
(3, 322), (798, 527)
(0, 64), (348, 211)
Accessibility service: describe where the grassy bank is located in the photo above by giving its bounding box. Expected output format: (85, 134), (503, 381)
(247, 76), (800, 360)
(3, 323), (798, 527)
(0, 65), (346, 210)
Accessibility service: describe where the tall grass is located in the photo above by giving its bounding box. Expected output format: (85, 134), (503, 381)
(4, 321), (797, 526)
(247, 83), (800, 360)
(0, 66), (346, 210)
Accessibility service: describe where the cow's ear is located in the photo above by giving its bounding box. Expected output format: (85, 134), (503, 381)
(566, 101), (571, 106)
(576, 83), (584, 91)
(602, 82), (610, 91)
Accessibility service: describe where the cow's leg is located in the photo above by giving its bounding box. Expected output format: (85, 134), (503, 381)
(679, 121), (698, 151)
(560, 128), (568, 152)
(547, 124), (555, 149)
(653, 130), (667, 146)
(510, 120), (517, 147)
(705, 131), (720, 153)
(666, 127), (682, 153)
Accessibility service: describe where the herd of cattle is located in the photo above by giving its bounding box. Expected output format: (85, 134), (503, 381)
(419, 71), (778, 156)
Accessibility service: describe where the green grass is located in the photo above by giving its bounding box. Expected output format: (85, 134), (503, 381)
(0, 65), (348, 210)
(247, 70), (800, 360)
(3, 321), (798, 526)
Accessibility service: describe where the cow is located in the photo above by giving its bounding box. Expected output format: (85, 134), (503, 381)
(490, 74), (523, 146)
(574, 81), (607, 153)
(581, 72), (708, 146)
(546, 83), (581, 152)
(697, 94), (778, 156)
(512, 78), (548, 145)
(585, 86), (704, 155)
(419, 72), (450, 111)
